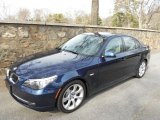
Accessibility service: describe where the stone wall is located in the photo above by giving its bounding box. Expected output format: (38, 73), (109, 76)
(0, 21), (160, 74)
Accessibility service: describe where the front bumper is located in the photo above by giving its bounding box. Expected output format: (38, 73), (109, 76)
(5, 77), (57, 111)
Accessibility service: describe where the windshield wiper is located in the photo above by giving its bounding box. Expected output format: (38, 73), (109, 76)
(62, 49), (78, 55)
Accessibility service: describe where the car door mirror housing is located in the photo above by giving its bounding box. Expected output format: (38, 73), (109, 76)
(104, 51), (116, 57)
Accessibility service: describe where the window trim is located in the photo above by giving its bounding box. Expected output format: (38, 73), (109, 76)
(103, 36), (125, 55)
(133, 38), (141, 49)
(122, 36), (140, 52)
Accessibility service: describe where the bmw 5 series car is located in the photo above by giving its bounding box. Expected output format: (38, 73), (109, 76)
(5, 32), (150, 113)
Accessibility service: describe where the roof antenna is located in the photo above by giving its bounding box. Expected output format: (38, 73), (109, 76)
(94, 32), (102, 37)
(94, 32), (105, 39)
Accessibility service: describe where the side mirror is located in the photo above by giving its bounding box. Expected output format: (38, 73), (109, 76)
(104, 51), (116, 57)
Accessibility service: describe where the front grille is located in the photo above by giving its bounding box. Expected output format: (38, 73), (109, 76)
(10, 73), (19, 83)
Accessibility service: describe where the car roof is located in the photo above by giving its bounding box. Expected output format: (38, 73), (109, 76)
(83, 32), (115, 39)
(83, 32), (137, 40)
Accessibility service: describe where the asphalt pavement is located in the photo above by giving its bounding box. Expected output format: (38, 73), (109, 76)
(0, 52), (160, 120)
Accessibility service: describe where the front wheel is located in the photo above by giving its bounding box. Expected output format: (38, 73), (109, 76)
(57, 80), (86, 113)
(136, 60), (147, 78)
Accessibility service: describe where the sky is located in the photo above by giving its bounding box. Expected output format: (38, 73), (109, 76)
(0, 0), (115, 18)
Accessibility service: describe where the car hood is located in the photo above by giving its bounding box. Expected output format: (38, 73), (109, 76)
(12, 49), (94, 80)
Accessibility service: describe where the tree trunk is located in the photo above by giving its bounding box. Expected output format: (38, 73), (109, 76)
(91, 0), (99, 25)
(139, 14), (143, 29)
(138, 1), (143, 29)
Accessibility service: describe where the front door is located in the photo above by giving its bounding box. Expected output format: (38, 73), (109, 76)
(98, 36), (127, 88)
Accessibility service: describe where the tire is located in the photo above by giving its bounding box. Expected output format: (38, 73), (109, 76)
(57, 80), (86, 113)
(136, 60), (147, 78)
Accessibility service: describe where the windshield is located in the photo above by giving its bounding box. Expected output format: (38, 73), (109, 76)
(60, 34), (104, 56)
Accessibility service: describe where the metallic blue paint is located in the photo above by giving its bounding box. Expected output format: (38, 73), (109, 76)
(5, 33), (150, 111)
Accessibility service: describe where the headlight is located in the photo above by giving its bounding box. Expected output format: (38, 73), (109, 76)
(23, 75), (58, 90)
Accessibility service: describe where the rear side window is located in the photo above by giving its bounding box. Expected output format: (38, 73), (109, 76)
(123, 37), (137, 51)
(134, 39), (141, 48)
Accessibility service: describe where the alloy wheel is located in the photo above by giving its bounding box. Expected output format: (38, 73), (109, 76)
(139, 61), (146, 77)
(62, 84), (84, 111)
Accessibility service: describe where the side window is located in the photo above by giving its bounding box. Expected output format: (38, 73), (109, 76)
(123, 37), (137, 51)
(134, 39), (141, 48)
(105, 37), (123, 54)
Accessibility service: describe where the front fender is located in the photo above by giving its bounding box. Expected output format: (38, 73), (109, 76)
(54, 70), (91, 96)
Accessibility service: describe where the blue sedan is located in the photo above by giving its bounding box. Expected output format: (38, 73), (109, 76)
(5, 32), (150, 113)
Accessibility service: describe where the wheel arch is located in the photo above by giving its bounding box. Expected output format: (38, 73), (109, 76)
(144, 58), (148, 64)
(62, 77), (89, 97)
(55, 76), (90, 103)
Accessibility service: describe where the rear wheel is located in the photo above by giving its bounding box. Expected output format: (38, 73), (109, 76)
(136, 60), (147, 78)
(57, 80), (86, 113)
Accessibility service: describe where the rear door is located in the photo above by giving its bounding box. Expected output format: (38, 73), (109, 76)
(121, 36), (142, 76)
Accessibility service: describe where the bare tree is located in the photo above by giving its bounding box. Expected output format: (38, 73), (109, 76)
(114, 0), (160, 29)
(17, 8), (30, 21)
(143, 0), (160, 28)
(91, 0), (99, 25)
(4, 15), (16, 21)
(0, 1), (10, 20)
(131, 0), (160, 28)
(33, 9), (44, 21)
(149, 12), (160, 30)
(73, 10), (91, 25)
